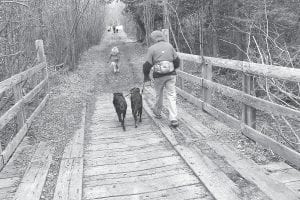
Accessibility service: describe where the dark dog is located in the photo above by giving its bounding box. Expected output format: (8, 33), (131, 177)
(113, 93), (127, 131)
(130, 87), (143, 128)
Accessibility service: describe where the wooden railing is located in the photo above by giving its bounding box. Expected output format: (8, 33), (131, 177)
(176, 52), (300, 168)
(0, 40), (49, 170)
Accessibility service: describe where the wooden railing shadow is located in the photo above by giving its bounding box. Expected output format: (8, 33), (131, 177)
(176, 52), (300, 168)
(0, 40), (49, 170)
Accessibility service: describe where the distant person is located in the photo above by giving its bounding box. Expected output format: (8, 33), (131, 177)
(112, 25), (116, 33)
(143, 30), (181, 127)
(108, 46), (120, 73)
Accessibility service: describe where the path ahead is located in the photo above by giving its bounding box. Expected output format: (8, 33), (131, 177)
(1, 27), (300, 200)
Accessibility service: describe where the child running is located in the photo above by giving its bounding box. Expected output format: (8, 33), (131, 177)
(108, 46), (120, 73)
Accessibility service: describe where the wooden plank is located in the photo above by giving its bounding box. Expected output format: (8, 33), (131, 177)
(83, 164), (183, 183)
(177, 145), (241, 200)
(13, 142), (52, 200)
(178, 52), (300, 82)
(203, 102), (300, 169)
(84, 166), (192, 187)
(242, 74), (256, 128)
(0, 177), (20, 188)
(22, 78), (48, 104)
(0, 137), (35, 177)
(2, 124), (29, 164)
(0, 79), (48, 130)
(261, 162), (293, 172)
(0, 186), (15, 200)
(286, 181), (300, 194)
(175, 84), (300, 169)
(0, 156), (3, 171)
(203, 103), (241, 130)
(53, 158), (83, 200)
(86, 130), (156, 140)
(143, 95), (242, 200)
(0, 62), (46, 96)
(209, 141), (300, 200)
(85, 149), (176, 167)
(84, 143), (169, 159)
(83, 183), (210, 200)
(176, 70), (300, 120)
(13, 83), (25, 130)
(268, 168), (300, 183)
(87, 132), (160, 145)
(203, 79), (300, 119)
(35, 40), (46, 63)
(202, 62), (212, 105)
(176, 87), (203, 108)
(177, 52), (203, 64)
(84, 156), (182, 177)
(242, 125), (300, 169)
(177, 70), (203, 85)
(62, 104), (86, 159)
(53, 104), (85, 200)
(25, 94), (49, 127)
(86, 137), (163, 151)
(1, 94), (49, 164)
(83, 173), (199, 199)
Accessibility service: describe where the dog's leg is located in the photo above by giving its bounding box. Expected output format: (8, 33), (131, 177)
(122, 111), (126, 131)
(139, 108), (142, 122)
(117, 112), (122, 122)
(134, 111), (138, 128)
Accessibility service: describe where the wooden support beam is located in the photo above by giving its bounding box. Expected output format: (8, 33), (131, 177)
(35, 40), (49, 93)
(13, 83), (25, 131)
(201, 61), (212, 109)
(14, 142), (52, 200)
(242, 74), (256, 129)
(35, 40), (46, 63)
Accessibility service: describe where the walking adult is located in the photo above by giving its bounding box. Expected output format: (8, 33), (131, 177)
(143, 30), (181, 127)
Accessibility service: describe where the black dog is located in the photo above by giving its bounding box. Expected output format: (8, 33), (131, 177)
(130, 87), (143, 128)
(113, 93), (127, 131)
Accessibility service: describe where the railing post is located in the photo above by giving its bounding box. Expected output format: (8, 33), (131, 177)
(35, 40), (49, 93)
(202, 60), (212, 109)
(242, 74), (256, 129)
(13, 83), (25, 131)
(35, 40), (46, 63)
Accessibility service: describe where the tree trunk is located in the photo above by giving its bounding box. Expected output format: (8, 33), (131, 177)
(135, 16), (146, 42)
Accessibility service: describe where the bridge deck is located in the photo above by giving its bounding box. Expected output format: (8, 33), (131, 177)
(81, 94), (213, 200)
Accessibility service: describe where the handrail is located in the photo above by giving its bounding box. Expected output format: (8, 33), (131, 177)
(176, 52), (300, 168)
(0, 62), (47, 96)
(0, 40), (49, 170)
(178, 52), (300, 82)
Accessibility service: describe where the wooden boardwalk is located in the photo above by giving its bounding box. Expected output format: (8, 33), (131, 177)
(81, 94), (214, 200)
(1, 91), (300, 200)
